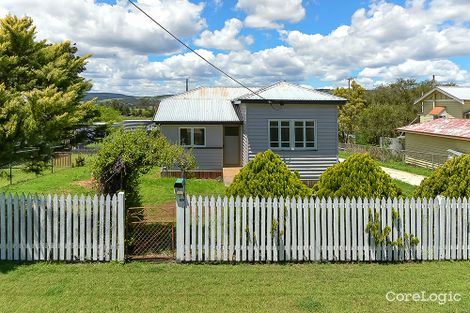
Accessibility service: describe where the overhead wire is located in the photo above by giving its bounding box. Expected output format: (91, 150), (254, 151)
(127, 0), (264, 100)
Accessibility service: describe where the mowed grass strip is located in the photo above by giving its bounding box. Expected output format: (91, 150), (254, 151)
(0, 159), (226, 206)
(0, 261), (468, 313)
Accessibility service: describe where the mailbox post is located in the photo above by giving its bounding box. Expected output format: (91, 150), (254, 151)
(174, 178), (186, 261)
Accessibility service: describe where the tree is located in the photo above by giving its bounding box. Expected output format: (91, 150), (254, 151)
(225, 150), (312, 198)
(93, 128), (196, 207)
(333, 81), (366, 143)
(0, 15), (96, 171)
(414, 155), (470, 198)
(313, 154), (402, 198)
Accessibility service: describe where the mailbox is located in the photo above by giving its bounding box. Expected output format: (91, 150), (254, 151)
(174, 178), (185, 195)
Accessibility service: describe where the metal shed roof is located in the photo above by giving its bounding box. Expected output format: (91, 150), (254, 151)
(397, 118), (470, 140)
(236, 81), (345, 102)
(154, 98), (241, 123)
(170, 86), (258, 100)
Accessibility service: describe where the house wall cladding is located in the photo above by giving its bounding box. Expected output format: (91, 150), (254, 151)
(161, 125), (224, 170)
(0, 192), (125, 262)
(244, 103), (339, 181)
(176, 195), (470, 263)
(405, 133), (470, 155)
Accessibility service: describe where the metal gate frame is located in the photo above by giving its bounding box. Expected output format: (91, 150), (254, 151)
(126, 206), (175, 260)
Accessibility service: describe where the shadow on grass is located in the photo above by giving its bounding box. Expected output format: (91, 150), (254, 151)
(0, 261), (34, 274)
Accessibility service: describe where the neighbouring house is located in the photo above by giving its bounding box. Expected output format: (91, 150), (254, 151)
(397, 118), (470, 168)
(414, 86), (470, 122)
(153, 81), (346, 183)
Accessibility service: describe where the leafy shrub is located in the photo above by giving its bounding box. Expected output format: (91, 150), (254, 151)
(93, 128), (195, 207)
(225, 149), (312, 198)
(74, 155), (86, 167)
(313, 153), (402, 198)
(414, 155), (470, 198)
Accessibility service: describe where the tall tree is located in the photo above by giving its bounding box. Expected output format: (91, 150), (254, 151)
(0, 15), (97, 172)
(333, 81), (366, 143)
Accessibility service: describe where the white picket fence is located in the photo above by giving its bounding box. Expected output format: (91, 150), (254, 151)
(176, 196), (470, 262)
(0, 192), (125, 262)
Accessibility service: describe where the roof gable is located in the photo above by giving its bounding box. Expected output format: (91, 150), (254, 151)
(414, 86), (470, 104)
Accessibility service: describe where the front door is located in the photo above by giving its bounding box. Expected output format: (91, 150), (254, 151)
(223, 126), (240, 166)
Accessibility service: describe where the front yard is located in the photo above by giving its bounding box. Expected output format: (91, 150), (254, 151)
(0, 261), (468, 312)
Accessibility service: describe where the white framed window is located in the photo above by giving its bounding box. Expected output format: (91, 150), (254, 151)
(179, 127), (206, 147)
(269, 120), (316, 150)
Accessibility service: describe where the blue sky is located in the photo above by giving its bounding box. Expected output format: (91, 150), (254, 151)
(2, 0), (470, 95)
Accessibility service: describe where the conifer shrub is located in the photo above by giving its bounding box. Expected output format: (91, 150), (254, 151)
(225, 150), (312, 198)
(414, 155), (470, 198)
(313, 153), (402, 198)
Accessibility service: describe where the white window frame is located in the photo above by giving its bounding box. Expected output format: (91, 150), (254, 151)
(268, 119), (317, 150)
(179, 127), (206, 147)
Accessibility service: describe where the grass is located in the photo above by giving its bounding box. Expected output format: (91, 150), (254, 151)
(0, 261), (469, 312)
(339, 151), (434, 177)
(393, 179), (417, 197)
(0, 156), (225, 206)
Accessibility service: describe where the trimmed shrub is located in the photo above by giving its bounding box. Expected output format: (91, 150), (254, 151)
(225, 150), (312, 198)
(313, 153), (402, 198)
(414, 155), (470, 198)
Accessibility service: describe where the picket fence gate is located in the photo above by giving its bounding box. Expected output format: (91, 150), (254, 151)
(0, 192), (125, 262)
(176, 196), (470, 262)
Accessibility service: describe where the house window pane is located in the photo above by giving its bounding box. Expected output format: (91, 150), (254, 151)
(270, 127), (278, 142)
(306, 127), (315, 142)
(306, 121), (315, 127)
(193, 128), (205, 146)
(281, 121), (289, 127)
(180, 128), (191, 146)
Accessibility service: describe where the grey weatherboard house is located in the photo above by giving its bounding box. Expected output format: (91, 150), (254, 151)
(154, 81), (346, 182)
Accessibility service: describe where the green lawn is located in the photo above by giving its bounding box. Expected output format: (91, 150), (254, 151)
(339, 150), (434, 177)
(393, 179), (417, 197)
(0, 157), (225, 205)
(0, 261), (468, 312)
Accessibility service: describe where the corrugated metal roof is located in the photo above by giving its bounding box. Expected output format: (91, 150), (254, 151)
(398, 118), (470, 140)
(236, 81), (346, 101)
(155, 81), (345, 123)
(171, 86), (258, 100)
(154, 98), (240, 123)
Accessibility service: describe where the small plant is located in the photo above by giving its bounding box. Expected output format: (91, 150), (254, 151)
(365, 208), (419, 248)
(74, 155), (86, 167)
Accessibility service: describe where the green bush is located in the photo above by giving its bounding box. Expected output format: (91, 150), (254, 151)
(414, 155), (470, 198)
(313, 153), (402, 198)
(93, 128), (195, 207)
(74, 155), (86, 167)
(225, 150), (312, 198)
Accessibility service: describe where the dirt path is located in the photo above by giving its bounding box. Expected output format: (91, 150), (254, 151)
(338, 158), (426, 186)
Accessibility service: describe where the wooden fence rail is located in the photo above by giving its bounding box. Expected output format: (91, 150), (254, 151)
(0, 192), (125, 262)
(176, 196), (470, 262)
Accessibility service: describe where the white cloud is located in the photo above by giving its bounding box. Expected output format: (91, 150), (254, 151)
(358, 59), (469, 83)
(0, 0), (206, 56)
(194, 18), (254, 51)
(282, 0), (470, 83)
(236, 0), (305, 29)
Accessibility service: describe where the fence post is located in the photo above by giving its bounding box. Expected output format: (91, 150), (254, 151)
(117, 192), (125, 263)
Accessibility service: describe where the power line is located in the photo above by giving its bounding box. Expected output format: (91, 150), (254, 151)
(127, 0), (264, 99)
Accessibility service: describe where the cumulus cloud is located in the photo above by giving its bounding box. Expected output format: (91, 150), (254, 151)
(0, 0), (206, 56)
(282, 0), (470, 84)
(236, 0), (305, 29)
(194, 18), (254, 51)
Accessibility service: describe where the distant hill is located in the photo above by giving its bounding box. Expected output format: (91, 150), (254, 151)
(85, 92), (173, 104)
(84, 92), (137, 102)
